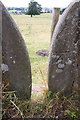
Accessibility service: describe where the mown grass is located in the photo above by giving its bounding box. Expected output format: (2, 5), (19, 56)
(12, 13), (51, 85)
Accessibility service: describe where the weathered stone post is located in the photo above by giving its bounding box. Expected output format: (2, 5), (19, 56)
(48, 0), (80, 96)
(78, 8), (80, 97)
(1, 2), (32, 98)
(0, 2), (2, 120)
(51, 8), (60, 41)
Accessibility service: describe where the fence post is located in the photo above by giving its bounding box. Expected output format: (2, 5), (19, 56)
(51, 8), (60, 42)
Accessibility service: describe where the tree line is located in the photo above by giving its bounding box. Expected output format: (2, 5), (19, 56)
(7, 0), (65, 17)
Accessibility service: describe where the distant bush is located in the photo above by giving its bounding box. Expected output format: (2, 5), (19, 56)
(21, 11), (27, 15)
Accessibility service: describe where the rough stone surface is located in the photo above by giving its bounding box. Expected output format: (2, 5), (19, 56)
(77, 7), (80, 95)
(48, 0), (80, 95)
(1, 2), (32, 98)
(0, 3), (2, 120)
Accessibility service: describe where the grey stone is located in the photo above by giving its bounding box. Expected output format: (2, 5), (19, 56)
(77, 7), (80, 96)
(0, 3), (2, 120)
(36, 50), (49, 56)
(51, 8), (60, 41)
(48, 0), (80, 96)
(1, 2), (32, 98)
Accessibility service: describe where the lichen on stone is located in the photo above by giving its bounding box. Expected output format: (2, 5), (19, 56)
(56, 69), (63, 73)
(1, 64), (9, 73)
(58, 63), (65, 69)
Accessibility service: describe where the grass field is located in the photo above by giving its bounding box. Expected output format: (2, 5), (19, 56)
(3, 13), (80, 119)
(12, 13), (52, 85)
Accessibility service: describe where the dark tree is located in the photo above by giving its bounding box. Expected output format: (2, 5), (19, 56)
(27, 0), (42, 17)
(60, 8), (66, 15)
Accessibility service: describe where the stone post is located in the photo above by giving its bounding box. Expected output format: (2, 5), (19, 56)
(1, 2), (32, 99)
(78, 8), (80, 98)
(48, 0), (80, 96)
(0, 2), (2, 120)
(51, 8), (60, 42)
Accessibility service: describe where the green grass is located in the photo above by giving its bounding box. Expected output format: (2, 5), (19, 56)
(2, 13), (80, 119)
(3, 90), (80, 119)
(12, 13), (51, 85)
